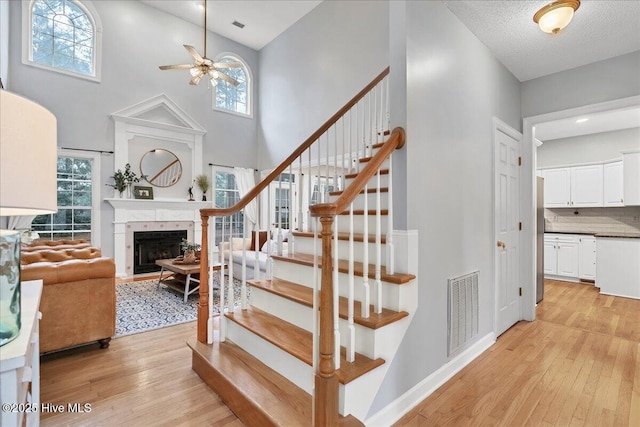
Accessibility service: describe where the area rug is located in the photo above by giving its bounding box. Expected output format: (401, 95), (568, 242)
(115, 275), (244, 337)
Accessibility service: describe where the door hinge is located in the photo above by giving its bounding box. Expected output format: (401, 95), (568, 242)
(519, 287), (522, 296)
(519, 222), (522, 231)
(518, 156), (522, 166)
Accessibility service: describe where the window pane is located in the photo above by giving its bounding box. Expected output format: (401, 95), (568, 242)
(214, 56), (249, 115)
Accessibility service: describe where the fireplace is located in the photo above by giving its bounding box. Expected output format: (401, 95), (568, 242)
(134, 230), (187, 274)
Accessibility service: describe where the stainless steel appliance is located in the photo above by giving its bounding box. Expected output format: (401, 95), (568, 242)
(536, 176), (544, 303)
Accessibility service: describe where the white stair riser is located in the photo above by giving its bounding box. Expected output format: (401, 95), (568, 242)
(328, 192), (389, 212)
(225, 317), (370, 418)
(249, 286), (379, 358)
(272, 259), (406, 312)
(297, 214), (389, 236)
(344, 172), (389, 189)
(293, 236), (388, 265)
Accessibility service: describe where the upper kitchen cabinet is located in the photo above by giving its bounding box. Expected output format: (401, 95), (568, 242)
(540, 165), (603, 207)
(541, 168), (571, 207)
(603, 161), (624, 206)
(622, 150), (640, 205)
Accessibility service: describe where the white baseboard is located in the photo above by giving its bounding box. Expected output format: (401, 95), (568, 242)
(364, 331), (496, 427)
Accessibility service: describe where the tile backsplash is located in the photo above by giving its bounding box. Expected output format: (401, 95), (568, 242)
(544, 206), (640, 234)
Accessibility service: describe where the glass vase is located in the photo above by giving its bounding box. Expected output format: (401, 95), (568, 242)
(0, 230), (21, 346)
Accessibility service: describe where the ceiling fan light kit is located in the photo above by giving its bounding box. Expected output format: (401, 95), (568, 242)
(533, 0), (580, 34)
(159, 0), (241, 86)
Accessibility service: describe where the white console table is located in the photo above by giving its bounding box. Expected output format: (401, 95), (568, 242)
(0, 280), (43, 427)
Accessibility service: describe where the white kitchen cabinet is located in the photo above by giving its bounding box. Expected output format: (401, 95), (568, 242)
(578, 236), (596, 280)
(603, 161), (624, 207)
(543, 168), (571, 208)
(597, 237), (640, 299)
(544, 234), (579, 279)
(570, 164), (603, 207)
(622, 150), (640, 206)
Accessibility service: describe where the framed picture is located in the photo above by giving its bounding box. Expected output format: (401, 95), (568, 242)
(133, 186), (154, 200)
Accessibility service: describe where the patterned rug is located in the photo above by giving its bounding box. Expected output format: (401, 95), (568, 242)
(115, 275), (244, 337)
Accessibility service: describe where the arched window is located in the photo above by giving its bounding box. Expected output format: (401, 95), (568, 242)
(213, 54), (251, 117)
(22, 0), (102, 81)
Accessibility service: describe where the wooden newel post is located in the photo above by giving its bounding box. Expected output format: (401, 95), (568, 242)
(198, 214), (210, 343)
(315, 215), (339, 426)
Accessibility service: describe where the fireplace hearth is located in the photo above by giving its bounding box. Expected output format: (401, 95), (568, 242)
(134, 230), (187, 274)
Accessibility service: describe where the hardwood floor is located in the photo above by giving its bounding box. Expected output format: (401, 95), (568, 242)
(40, 322), (243, 427)
(40, 279), (638, 426)
(394, 280), (640, 426)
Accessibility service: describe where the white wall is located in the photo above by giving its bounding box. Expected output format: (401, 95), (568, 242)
(7, 0), (259, 257)
(521, 51), (640, 118)
(0, 0), (7, 87)
(369, 0), (522, 415)
(257, 0), (389, 171)
(537, 127), (640, 168)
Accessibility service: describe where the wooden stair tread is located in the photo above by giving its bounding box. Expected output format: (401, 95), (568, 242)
(272, 252), (416, 284)
(292, 230), (387, 244)
(248, 278), (409, 329)
(226, 305), (385, 384)
(329, 187), (388, 196)
(338, 209), (388, 215)
(344, 168), (389, 179)
(188, 330), (311, 426)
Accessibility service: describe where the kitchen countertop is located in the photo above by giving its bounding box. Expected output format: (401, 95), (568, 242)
(594, 232), (640, 239)
(544, 231), (594, 235)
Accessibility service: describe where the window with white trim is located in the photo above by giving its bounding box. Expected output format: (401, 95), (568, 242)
(213, 54), (251, 117)
(214, 168), (244, 245)
(23, 0), (102, 81)
(31, 151), (101, 245)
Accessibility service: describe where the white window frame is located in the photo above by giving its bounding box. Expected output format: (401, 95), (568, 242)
(212, 52), (252, 118)
(32, 149), (101, 246)
(22, 0), (103, 82)
(212, 165), (244, 244)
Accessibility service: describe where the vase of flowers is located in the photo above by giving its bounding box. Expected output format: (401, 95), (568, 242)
(180, 239), (201, 264)
(195, 174), (210, 202)
(107, 163), (145, 198)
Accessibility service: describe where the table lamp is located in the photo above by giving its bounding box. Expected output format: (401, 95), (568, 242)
(0, 90), (57, 346)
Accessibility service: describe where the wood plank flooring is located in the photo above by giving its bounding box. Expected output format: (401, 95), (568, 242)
(40, 279), (638, 426)
(394, 280), (640, 426)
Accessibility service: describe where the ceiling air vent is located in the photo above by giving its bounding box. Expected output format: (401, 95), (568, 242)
(232, 20), (245, 29)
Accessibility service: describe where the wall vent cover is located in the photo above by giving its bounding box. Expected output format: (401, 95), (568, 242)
(448, 270), (479, 356)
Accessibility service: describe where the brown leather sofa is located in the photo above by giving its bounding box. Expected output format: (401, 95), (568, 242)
(20, 240), (116, 353)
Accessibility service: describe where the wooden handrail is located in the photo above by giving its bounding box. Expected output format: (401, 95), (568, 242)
(309, 127), (405, 218)
(200, 67), (390, 219)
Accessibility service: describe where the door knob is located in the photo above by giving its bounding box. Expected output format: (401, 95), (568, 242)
(497, 241), (506, 249)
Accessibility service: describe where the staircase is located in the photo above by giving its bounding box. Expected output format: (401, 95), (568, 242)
(188, 68), (417, 425)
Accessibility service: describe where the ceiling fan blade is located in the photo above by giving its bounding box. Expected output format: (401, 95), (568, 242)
(217, 71), (239, 87)
(184, 45), (204, 63)
(159, 64), (193, 70)
(213, 62), (242, 69)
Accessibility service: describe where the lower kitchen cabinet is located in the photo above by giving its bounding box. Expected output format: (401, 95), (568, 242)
(578, 236), (596, 280)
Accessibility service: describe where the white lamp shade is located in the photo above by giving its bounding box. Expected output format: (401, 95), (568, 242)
(538, 6), (575, 34)
(0, 91), (57, 216)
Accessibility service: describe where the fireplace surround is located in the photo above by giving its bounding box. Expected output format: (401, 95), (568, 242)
(134, 229), (187, 274)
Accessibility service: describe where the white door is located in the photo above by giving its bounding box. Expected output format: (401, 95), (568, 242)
(495, 125), (521, 336)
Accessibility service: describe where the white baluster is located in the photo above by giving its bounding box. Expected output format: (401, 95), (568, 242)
(347, 202), (355, 362)
(228, 215), (235, 314)
(267, 183), (273, 279)
(241, 209), (247, 310)
(307, 148), (312, 232)
(375, 170), (382, 314)
(333, 215), (340, 370)
(220, 216), (226, 341)
(387, 152), (395, 275)
(254, 223), (260, 281)
(207, 214), (215, 344)
(362, 181), (370, 319)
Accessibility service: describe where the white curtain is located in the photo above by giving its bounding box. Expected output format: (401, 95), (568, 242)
(7, 215), (36, 230)
(234, 167), (257, 229)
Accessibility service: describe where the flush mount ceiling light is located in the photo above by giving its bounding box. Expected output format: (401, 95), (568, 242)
(533, 0), (580, 34)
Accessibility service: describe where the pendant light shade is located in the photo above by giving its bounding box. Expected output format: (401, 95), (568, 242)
(533, 0), (581, 34)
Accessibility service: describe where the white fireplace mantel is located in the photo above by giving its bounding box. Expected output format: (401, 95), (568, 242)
(106, 198), (211, 277)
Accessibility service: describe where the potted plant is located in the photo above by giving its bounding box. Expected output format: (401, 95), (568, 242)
(180, 239), (201, 264)
(195, 174), (210, 201)
(107, 163), (145, 198)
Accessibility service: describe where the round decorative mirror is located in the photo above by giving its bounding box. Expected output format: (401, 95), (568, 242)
(140, 149), (182, 187)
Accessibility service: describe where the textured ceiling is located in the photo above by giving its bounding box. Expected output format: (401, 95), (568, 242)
(443, 0), (640, 82)
(535, 107), (640, 141)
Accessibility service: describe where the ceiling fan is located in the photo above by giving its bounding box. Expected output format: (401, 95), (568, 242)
(159, 0), (241, 86)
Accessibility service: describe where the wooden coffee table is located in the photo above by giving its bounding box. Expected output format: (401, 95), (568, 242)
(155, 258), (224, 302)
